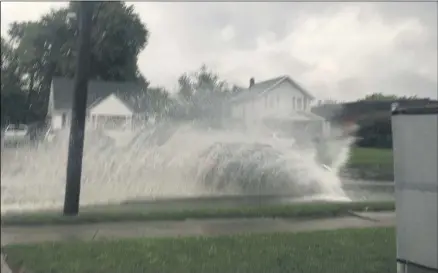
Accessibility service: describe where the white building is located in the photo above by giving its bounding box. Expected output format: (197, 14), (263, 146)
(47, 77), (148, 132)
(229, 76), (330, 136)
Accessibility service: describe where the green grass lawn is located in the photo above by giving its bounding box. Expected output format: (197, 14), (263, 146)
(4, 227), (396, 273)
(346, 147), (394, 181)
(1, 201), (395, 226)
(348, 147), (393, 166)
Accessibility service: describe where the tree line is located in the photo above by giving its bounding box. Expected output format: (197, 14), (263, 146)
(312, 93), (437, 148)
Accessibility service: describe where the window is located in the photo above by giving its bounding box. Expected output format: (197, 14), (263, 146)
(62, 113), (67, 127)
(297, 98), (302, 110)
(292, 97), (296, 110)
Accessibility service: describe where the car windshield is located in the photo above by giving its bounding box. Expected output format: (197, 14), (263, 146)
(1, 2), (436, 273)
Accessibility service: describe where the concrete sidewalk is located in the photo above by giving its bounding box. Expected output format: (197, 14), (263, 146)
(1, 212), (395, 246)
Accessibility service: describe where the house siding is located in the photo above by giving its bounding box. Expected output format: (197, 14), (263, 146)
(50, 96), (137, 131)
(89, 94), (133, 117)
(51, 110), (70, 130)
(230, 80), (311, 124)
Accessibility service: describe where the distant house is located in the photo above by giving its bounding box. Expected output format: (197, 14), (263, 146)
(48, 77), (148, 131)
(229, 75), (329, 136)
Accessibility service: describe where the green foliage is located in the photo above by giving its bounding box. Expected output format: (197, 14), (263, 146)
(355, 117), (393, 149)
(352, 93), (429, 148)
(178, 74), (194, 100)
(1, 37), (28, 125)
(121, 85), (172, 119)
(177, 64), (231, 100)
(348, 147), (393, 166)
(1, 1), (152, 125)
(313, 93), (435, 149)
(173, 64), (232, 123)
(362, 92), (419, 101)
(346, 147), (394, 181)
(4, 227), (396, 273)
(1, 38), (23, 95)
(67, 1), (149, 81)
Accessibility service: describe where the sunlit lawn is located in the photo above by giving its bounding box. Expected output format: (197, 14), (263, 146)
(5, 227), (396, 273)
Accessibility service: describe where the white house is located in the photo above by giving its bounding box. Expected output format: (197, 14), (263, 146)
(47, 77), (148, 132)
(229, 76), (330, 136)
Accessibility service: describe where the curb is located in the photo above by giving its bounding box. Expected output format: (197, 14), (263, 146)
(346, 210), (380, 222)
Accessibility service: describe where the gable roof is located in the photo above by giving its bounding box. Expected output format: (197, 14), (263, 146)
(88, 93), (135, 116)
(51, 77), (146, 113)
(231, 75), (314, 103)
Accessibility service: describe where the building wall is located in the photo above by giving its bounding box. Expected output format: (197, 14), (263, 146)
(230, 80), (311, 125)
(51, 94), (135, 131)
(392, 112), (438, 272)
(51, 111), (70, 130)
(51, 111), (134, 132)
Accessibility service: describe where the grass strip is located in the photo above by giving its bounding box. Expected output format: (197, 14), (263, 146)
(1, 201), (394, 226)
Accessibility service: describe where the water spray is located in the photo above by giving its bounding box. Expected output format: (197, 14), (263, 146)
(1, 116), (354, 214)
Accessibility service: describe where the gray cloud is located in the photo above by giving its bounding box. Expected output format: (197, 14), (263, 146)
(133, 2), (437, 99)
(2, 2), (437, 100)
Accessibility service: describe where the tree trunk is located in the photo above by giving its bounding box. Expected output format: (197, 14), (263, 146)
(24, 71), (35, 123)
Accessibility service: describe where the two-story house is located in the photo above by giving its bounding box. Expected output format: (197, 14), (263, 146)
(229, 75), (330, 137)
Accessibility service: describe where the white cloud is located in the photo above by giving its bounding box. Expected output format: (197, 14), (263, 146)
(220, 25), (235, 41)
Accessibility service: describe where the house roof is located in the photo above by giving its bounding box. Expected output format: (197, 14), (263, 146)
(51, 77), (146, 113)
(231, 75), (314, 103)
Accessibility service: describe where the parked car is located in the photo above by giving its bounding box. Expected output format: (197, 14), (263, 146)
(2, 124), (31, 146)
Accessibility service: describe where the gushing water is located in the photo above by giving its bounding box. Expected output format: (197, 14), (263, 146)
(1, 119), (353, 214)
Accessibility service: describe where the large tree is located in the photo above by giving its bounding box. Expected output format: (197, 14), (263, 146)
(67, 1), (149, 81)
(362, 93), (419, 101)
(1, 37), (27, 125)
(9, 1), (149, 83)
(4, 1), (151, 123)
(178, 65), (230, 99)
(173, 65), (232, 123)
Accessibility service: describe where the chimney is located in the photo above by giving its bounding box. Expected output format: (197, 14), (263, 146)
(249, 78), (255, 88)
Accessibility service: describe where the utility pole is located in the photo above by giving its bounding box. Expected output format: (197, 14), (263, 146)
(63, 2), (94, 216)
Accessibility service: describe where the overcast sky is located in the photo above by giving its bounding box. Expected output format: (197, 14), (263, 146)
(1, 1), (437, 100)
